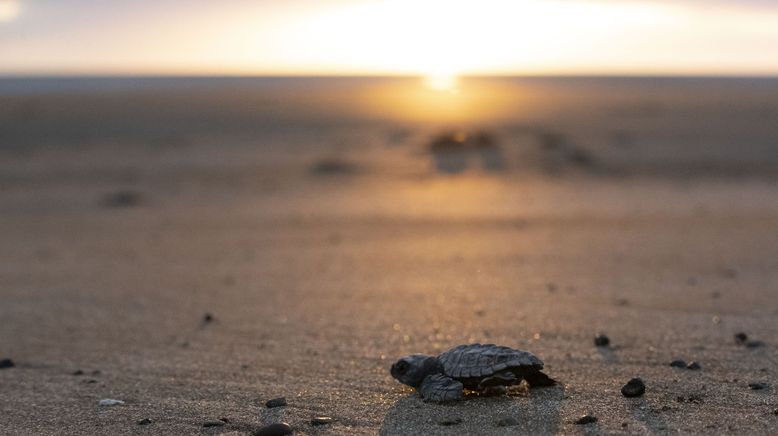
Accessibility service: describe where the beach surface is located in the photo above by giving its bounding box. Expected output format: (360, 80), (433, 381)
(1, 77), (777, 434)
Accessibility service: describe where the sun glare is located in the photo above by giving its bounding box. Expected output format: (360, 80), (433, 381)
(0, 0), (20, 22)
(426, 73), (458, 92)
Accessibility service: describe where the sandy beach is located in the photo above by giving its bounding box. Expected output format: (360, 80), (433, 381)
(1, 78), (778, 435)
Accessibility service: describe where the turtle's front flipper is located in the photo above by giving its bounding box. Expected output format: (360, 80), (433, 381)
(524, 370), (556, 387)
(418, 374), (463, 402)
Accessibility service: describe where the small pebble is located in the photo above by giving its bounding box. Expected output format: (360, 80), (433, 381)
(496, 417), (519, 427)
(749, 382), (768, 390)
(670, 360), (687, 368)
(203, 313), (214, 323)
(734, 333), (748, 345)
(72, 369), (84, 376)
(137, 418), (152, 425)
(97, 399), (124, 407)
(436, 417), (462, 426)
(594, 335), (610, 347)
(254, 423), (293, 436)
(310, 417), (334, 426)
(575, 415), (597, 425)
(0, 358), (15, 369)
(773, 408), (778, 416)
(101, 190), (142, 208)
(621, 378), (646, 397)
(686, 361), (702, 370)
(203, 420), (225, 428)
(265, 397), (287, 408)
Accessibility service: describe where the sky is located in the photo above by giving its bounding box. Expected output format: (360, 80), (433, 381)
(1, 0), (777, 76)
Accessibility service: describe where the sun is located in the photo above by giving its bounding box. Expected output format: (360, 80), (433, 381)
(425, 72), (459, 92)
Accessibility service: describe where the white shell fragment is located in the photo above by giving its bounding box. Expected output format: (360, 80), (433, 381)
(97, 399), (124, 406)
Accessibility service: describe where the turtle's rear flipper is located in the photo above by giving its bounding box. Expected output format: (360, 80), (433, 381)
(478, 370), (518, 390)
(419, 374), (463, 402)
(524, 370), (556, 387)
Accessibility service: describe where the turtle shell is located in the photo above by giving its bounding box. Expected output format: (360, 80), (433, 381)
(437, 343), (543, 379)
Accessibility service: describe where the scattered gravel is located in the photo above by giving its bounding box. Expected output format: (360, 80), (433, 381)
(621, 378), (646, 397)
(254, 422), (293, 436)
(310, 416), (334, 426)
(436, 417), (463, 426)
(265, 397), (287, 408)
(97, 399), (124, 407)
(575, 415), (598, 425)
(594, 335), (610, 347)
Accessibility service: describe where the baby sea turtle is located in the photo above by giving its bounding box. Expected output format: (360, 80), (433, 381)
(390, 343), (555, 402)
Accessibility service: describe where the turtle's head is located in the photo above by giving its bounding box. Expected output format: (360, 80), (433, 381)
(390, 354), (438, 388)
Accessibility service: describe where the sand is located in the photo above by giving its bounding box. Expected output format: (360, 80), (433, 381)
(1, 78), (778, 434)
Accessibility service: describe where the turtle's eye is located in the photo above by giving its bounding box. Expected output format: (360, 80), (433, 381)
(395, 361), (409, 374)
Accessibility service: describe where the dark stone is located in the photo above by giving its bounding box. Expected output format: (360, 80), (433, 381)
(265, 397), (287, 408)
(686, 361), (702, 370)
(203, 420), (225, 427)
(621, 378), (646, 397)
(669, 360), (687, 368)
(100, 190), (142, 208)
(575, 415), (597, 425)
(203, 313), (214, 323)
(310, 159), (359, 175)
(311, 417), (334, 426)
(137, 418), (152, 425)
(496, 417), (519, 427)
(773, 408), (778, 416)
(72, 369), (84, 376)
(594, 335), (610, 347)
(746, 340), (765, 348)
(83, 379), (98, 384)
(749, 382), (768, 390)
(0, 358), (14, 369)
(436, 417), (462, 426)
(254, 423), (293, 436)
(734, 333), (748, 345)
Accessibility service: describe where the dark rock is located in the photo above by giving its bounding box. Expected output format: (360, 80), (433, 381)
(311, 417), (334, 426)
(670, 360), (687, 368)
(203, 420), (225, 427)
(621, 378), (646, 397)
(0, 358), (15, 369)
(496, 417), (519, 427)
(773, 408), (778, 416)
(137, 418), (152, 425)
(100, 190), (142, 208)
(594, 335), (610, 347)
(72, 369), (84, 376)
(686, 361), (702, 370)
(436, 417), (462, 426)
(254, 423), (293, 436)
(203, 313), (214, 323)
(83, 379), (98, 384)
(310, 159), (359, 175)
(746, 340), (765, 348)
(734, 333), (749, 345)
(575, 415), (597, 425)
(749, 382), (768, 390)
(265, 397), (287, 408)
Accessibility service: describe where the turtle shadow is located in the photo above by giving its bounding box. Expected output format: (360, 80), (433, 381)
(380, 384), (565, 435)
